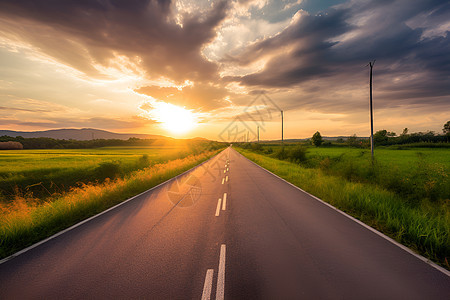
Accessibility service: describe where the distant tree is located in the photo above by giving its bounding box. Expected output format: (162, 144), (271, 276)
(374, 130), (388, 145)
(347, 134), (358, 147)
(336, 138), (344, 143)
(311, 131), (323, 147)
(0, 141), (23, 150)
(444, 121), (450, 135)
(401, 128), (409, 136)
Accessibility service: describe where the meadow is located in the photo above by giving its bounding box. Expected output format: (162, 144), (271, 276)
(246, 143), (449, 204)
(0, 141), (225, 258)
(237, 144), (450, 268)
(0, 141), (220, 202)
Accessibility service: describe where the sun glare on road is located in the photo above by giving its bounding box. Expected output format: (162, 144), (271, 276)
(153, 102), (198, 135)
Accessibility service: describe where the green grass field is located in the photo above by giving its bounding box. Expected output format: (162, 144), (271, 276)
(248, 144), (450, 204)
(306, 146), (450, 171)
(0, 144), (210, 202)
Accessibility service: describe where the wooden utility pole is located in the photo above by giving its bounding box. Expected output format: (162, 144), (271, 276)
(368, 60), (375, 162)
(281, 110), (284, 144)
(257, 126), (260, 142)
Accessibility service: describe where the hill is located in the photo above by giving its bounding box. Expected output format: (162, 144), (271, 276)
(0, 128), (168, 141)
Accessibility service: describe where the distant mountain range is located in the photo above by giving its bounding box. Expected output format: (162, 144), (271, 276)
(0, 128), (169, 141)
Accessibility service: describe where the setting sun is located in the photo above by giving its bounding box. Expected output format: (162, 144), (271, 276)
(150, 102), (198, 135)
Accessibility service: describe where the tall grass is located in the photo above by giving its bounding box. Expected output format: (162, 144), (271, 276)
(237, 149), (450, 269)
(0, 150), (220, 259)
(245, 144), (450, 205)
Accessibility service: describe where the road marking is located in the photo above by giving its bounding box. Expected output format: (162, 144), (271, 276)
(216, 244), (226, 300)
(226, 167), (229, 172)
(224, 164), (227, 168)
(222, 193), (227, 210)
(215, 198), (222, 217)
(225, 176), (228, 182)
(221, 178), (224, 185)
(201, 269), (214, 300)
(223, 169), (226, 173)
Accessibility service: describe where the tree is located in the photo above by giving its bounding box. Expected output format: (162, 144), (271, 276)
(347, 134), (358, 147)
(373, 130), (388, 145)
(311, 131), (323, 147)
(443, 121), (450, 135)
(401, 128), (409, 136)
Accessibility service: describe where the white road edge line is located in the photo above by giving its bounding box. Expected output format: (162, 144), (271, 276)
(216, 244), (226, 300)
(221, 178), (224, 185)
(0, 149), (227, 265)
(201, 269), (214, 300)
(215, 198), (222, 217)
(222, 193), (227, 211)
(238, 151), (450, 277)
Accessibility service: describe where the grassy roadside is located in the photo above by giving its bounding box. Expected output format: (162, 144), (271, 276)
(236, 148), (450, 269)
(0, 149), (221, 259)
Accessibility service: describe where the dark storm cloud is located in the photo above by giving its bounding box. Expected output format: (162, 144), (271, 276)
(0, 0), (229, 82)
(229, 0), (450, 111)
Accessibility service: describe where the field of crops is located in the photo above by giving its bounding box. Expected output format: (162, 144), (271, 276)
(0, 143), (215, 202)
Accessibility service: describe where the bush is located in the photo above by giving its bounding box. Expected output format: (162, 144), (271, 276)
(274, 147), (288, 160)
(288, 146), (308, 163)
(95, 161), (121, 180)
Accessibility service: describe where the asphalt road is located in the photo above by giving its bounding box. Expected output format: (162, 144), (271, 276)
(0, 147), (449, 299)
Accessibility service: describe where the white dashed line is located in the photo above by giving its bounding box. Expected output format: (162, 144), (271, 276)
(215, 198), (222, 217)
(216, 244), (226, 300)
(222, 193), (227, 211)
(201, 269), (214, 300)
(225, 176), (228, 182)
(221, 178), (224, 185)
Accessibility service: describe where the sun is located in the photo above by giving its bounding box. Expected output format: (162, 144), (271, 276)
(152, 102), (198, 135)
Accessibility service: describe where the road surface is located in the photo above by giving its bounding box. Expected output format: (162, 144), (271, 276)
(0, 147), (449, 299)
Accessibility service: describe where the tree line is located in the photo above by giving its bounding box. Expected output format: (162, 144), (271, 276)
(0, 136), (226, 150)
(311, 120), (449, 147)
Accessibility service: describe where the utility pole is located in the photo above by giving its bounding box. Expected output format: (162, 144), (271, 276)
(368, 60), (375, 162)
(247, 130), (249, 143)
(281, 110), (284, 145)
(257, 126), (260, 142)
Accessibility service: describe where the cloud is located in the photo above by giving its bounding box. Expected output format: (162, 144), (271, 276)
(0, 0), (230, 83)
(0, 106), (49, 112)
(135, 82), (233, 110)
(0, 0), (449, 137)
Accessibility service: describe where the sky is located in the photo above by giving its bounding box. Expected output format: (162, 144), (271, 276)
(0, 0), (449, 141)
